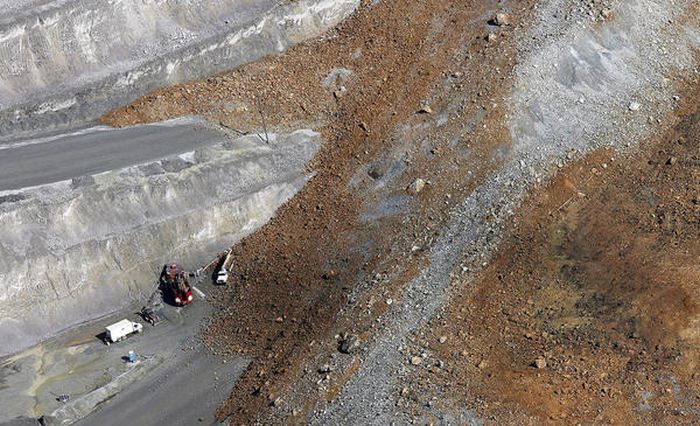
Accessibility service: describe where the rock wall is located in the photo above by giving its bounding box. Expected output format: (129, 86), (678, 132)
(0, 130), (319, 356)
(0, 0), (359, 141)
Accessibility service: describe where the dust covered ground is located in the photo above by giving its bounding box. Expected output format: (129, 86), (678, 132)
(103, 0), (700, 423)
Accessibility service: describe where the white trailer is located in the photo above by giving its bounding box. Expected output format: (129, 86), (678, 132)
(216, 249), (235, 285)
(104, 319), (143, 345)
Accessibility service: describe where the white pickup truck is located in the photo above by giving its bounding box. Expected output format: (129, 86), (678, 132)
(216, 250), (234, 285)
(216, 267), (229, 285)
(104, 319), (143, 345)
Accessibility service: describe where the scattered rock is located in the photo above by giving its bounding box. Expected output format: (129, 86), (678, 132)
(494, 12), (512, 26)
(477, 359), (489, 369)
(322, 67), (353, 88)
(418, 105), (433, 114)
(411, 356), (423, 365)
(333, 87), (347, 99)
(338, 333), (359, 354)
(407, 178), (427, 194)
(666, 156), (677, 166)
(367, 166), (383, 180)
(439, 335), (448, 344)
(274, 317), (284, 323)
(629, 101), (641, 111)
(0, 193), (26, 204)
(268, 393), (281, 406)
(318, 364), (332, 374)
(71, 175), (95, 189)
(359, 121), (370, 133)
(161, 158), (192, 173)
(532, 356), (547, 369)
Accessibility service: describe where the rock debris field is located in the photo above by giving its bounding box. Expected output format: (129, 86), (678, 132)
(2, 0), (700, 425)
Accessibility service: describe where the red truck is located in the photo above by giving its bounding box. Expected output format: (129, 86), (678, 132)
(161, 263), (193, 306)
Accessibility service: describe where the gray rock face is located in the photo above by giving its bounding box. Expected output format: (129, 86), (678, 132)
(0, 128), (320, 357)
(0, 0), (360, 141)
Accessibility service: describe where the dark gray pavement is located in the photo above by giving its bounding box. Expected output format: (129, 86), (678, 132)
(75, 349), (247, 426)
(0, 275), (247, 426)
(0, 119), (225, 191)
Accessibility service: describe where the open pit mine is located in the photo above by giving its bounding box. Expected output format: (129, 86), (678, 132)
(2, 0), (700, 425)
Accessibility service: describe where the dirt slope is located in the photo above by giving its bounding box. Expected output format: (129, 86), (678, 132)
(409, 84), (700, 424)
(101, 0), (700, 424)
(104, 0), (530, 421)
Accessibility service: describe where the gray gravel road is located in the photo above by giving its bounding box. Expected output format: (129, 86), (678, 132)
(75, 349), (247, 426)
(0, 119), (225, 191)
(70, 279), (248, 426)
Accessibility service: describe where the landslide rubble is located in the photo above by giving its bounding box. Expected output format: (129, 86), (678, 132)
(99, 0), (700, 424)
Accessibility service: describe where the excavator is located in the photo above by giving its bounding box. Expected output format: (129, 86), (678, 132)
(160, 263), (193, 306)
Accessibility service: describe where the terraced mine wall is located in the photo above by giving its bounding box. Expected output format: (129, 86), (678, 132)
(0, 0), (359, 141)
(0, 129), (319, 357)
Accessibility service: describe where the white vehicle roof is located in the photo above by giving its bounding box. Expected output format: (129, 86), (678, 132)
(106, 319), (134, 332)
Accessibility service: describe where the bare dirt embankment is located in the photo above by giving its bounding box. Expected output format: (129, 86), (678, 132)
(102, 0), (700, 424)
(408, 85), (700, 424)
(104, 0), (529, 422)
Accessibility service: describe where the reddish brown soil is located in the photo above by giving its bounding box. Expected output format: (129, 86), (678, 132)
(102, 0), (532, 423)
(101, 0), (700, 424)
(411, 86), (700, 424)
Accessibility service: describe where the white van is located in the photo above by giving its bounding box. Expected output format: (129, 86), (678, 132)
(105, 319), (143, 345)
